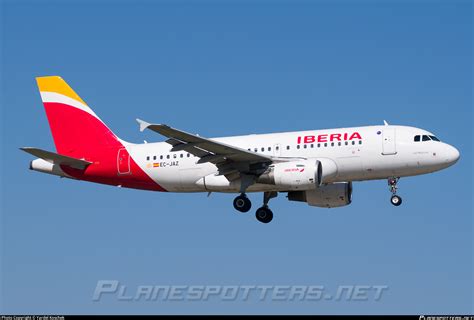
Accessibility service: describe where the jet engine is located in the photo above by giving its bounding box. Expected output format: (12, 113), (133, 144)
(287, 182), (352, 208)
(257, 158), (338, 190)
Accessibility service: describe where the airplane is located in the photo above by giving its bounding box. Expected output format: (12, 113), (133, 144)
(21, 76), (460, 223)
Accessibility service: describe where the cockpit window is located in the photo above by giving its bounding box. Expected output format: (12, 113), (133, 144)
(415, 134), (440, 142)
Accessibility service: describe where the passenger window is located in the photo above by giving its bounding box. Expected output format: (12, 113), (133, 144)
(359, 140), (362, 145)
(311, 144), (314, 148)
(261, 147), (265, 152)
(414, 135), (421, 142)
(317, 143), (321, 148)
(180, 154), (183, 158)
(268, 147), (271, 151)
(297, 145), (300, 149)
(304, 144), (307, 149)
(352, 141), (355, 145)
(338, 142), (341, 146)
(254, 148), (258, 152)
(422, 135), (431, 141)
(286, 146), (290, 150)
(324, 143), (327, 147)
(345, 141), (348, 146)
(331, 142), (334, 147)
(167, 155), (170, 159)
(276, 146), (279, 150)
(174, 154), (177, 159)
(146, 156), (150, 161)
(160, 155), (163, 160)
(187, 153), (190, 157)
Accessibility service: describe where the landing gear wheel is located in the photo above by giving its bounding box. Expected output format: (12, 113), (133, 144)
(387, 177), (402, 207)
(255, 206), (273, 223)
(233, 194), (252, 212)
(390, 195), (402, 206)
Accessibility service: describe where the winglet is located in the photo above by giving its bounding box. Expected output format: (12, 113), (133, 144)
(383, 120), (389, 126)
(136, 118), (151, 132)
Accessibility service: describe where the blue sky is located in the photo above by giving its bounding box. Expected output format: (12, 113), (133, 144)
(1, 0), (472, 314)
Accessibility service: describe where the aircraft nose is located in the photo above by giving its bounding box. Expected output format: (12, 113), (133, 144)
(445, 145), (460, 165)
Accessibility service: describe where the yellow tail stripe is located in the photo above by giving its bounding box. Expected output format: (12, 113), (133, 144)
(36, 76), (87, 105)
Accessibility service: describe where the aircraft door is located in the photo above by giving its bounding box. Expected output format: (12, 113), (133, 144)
(382, 128), (397, 155)
(117, 147), (131, 174)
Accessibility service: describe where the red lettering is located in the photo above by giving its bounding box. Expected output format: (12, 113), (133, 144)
(297, 132), (362, 143)
(349, 132), (362, 140)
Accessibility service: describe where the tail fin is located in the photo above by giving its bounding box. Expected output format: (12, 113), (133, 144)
(36, 76), (122, 159)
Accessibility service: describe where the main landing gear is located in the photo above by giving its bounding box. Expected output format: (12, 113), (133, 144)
(255, 191), (277, 224)
(232, 191), (278, 223)
(388, 177), (402, 206)
(255, 207), (273, 224)
(233, 194), (252, 212)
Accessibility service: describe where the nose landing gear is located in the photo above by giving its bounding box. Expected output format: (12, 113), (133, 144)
(388, 177), (402, 206)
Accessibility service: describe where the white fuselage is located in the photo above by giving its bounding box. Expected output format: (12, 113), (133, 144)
(125, 125), (460, 193)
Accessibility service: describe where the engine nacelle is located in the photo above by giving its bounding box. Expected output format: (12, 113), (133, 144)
(257, 160), (320, 190)
(288, 182), (352, 208)
(257, 158), (338, 190)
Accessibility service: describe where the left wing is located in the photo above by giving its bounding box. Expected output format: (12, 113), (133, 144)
(137, 119), (272, 178)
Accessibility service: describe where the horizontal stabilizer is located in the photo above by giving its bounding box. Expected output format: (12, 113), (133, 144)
(20, 147), (92, 170)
